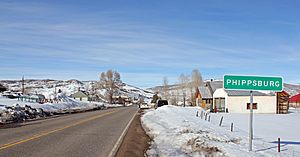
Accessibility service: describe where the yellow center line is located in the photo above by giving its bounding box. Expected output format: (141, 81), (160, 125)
(0, 110), (119, 151)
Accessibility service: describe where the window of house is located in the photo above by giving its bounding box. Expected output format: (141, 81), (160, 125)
(247, 103), (258, 110)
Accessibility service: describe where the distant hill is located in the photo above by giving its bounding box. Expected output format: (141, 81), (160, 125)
(147, 83), (182, 92)
(283, 83), (300, 96)
(0, 79), (154, 100)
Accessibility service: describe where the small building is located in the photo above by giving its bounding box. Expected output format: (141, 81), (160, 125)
(31, 94), (46, 103)
(290, 93), (300, 108)
(87, 95), (99, 102)
(195, 86), (213, 109)
(213, 88), (277, 113)
(195, 80), (223, 110)
(112, 95), (131, 104)
(276, 91), (289, 114)
(3, 91), (21, 99)
(70, 91), (88, 101)
(19, 94), (46, 103)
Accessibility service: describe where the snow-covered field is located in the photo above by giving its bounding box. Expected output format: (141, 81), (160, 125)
(212, 109), (300, 156)
(142, 105), (295, 157)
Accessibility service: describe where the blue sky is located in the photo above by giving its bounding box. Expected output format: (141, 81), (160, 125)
(0, 0), (299, 88)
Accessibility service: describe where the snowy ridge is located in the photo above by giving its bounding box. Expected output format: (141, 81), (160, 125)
(121, 84), (154, 99)
(0, 79), (154, 100)
(0, 79), (153, 115)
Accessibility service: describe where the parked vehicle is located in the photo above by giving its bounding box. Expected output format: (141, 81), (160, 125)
(157, 100), (168, 107)
(139, 102), (151, 109)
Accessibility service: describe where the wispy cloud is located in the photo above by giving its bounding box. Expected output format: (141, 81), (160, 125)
(0, 1), (299, 87)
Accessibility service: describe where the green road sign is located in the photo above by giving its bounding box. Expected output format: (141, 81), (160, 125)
(224, 75), (283, 91)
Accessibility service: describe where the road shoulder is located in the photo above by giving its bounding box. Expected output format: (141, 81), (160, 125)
(115, 110), (151, 157)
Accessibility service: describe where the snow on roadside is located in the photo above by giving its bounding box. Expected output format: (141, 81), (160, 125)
(0, 95), (105, 113)
(141, 105), (284, 157)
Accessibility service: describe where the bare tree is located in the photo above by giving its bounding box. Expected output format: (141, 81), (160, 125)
(192, 69), (204, 88)
(191, 69), (204, 105)
(99, 70), (122, 104)
(179, 74), (190, 105)
(88, 82), (98, 102)
(162, 76), (169, 100)
(170, 90), (178, 105)
(179, 74), (190, 94)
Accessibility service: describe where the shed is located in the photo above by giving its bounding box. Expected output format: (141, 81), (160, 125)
(31, 94), (46, 103)
(195, 85), (213, 109)
(213, 88), (277, 113)
(290, 94), (300, 108)
(19, 94), (45, 103)
(70, 91), (88, 101)
(276, 91), (289, 114)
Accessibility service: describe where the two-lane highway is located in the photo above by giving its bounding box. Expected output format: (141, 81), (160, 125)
(0, 106), (138, 157)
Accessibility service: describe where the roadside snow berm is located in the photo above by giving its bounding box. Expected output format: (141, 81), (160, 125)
(141, 105), (285, 157)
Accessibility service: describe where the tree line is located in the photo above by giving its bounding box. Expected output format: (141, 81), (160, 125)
(160, 69), (204, 106)
(92, 69), (204, 105)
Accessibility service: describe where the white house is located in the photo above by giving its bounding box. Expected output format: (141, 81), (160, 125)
(70, 91), (89, 101)
(213, 88), (276, 114)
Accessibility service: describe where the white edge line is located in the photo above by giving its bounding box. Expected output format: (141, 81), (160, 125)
(108, 108), (139, 157)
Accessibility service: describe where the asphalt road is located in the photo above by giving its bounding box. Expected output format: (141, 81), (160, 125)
(0, 106), (139, 157)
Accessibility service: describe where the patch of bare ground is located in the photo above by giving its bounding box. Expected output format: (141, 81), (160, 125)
(187, 137), (228, 157)
(116, 110), (151, 157)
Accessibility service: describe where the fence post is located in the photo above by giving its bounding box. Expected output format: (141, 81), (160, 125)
(293, 150), (294, 157)
(219, 116), (223, 126)
(208, 115), (210, 122)
(278, 138), (280, 153)
(231, 123), (233, 132)
(205, 113), (208, 121)
(200, 111), (203, 119)
(196, 111), (199, 117)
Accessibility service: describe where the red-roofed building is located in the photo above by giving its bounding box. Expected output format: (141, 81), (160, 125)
(290, 94), (300, 108)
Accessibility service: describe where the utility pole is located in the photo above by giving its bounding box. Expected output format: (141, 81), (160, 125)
(54, 84), (57, 97)
(22, 76), (25, 94)
(183, 93), (186, 107)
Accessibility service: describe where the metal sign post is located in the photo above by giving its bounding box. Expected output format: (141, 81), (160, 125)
(249, 91), (253, 151)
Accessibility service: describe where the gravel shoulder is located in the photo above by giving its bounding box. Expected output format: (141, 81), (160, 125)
(116, 110), (151, 157)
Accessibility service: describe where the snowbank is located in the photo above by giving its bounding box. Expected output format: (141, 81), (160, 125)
(142, 105), (285, 157)
(0, 95), (105, 113)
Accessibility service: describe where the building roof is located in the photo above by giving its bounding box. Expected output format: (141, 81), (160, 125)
(208, 81), (223, 92)
(198, 86), (212, 99)
(30, 94), (46, 99)
(225, 90), (274, 96)
(70, 91), (88, 98)
(290, 94), (300, 103)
